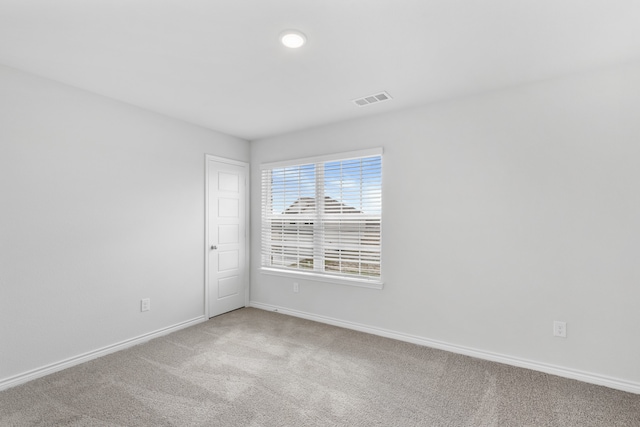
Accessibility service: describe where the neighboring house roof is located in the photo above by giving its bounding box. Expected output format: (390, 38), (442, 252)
(284, 196), (362, 214)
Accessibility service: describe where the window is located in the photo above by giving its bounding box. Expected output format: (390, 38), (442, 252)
(261, 148), (382, 287)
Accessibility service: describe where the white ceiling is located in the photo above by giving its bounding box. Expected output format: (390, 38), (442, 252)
(1, 1), (639, 141)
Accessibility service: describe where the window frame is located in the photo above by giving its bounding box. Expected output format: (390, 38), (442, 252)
(260, 148), (383, 289)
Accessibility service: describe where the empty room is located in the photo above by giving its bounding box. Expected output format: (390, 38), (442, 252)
(1, 1), (639, 426)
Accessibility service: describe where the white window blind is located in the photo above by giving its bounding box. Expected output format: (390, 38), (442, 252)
(261, 149), (382, 284)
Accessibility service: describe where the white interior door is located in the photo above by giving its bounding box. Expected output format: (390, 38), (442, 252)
(207, 157), (248, 318)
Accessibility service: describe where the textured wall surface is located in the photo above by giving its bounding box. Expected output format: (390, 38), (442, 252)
(250, 60), (640, 387)
(0, 65), (249, 382)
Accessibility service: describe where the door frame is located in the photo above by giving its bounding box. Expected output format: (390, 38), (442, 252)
(204, 155), (250, 319)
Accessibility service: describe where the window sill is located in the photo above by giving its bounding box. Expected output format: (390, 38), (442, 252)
(260, 268), (384, 290)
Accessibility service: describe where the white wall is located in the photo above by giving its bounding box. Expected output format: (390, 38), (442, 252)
(0, 65), (249, 384)
(250, 61), (640, 390)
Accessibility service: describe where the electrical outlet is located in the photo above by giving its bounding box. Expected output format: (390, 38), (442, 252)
(141, 298), (151, 312)
(293, 282), (299, 293)
(553, 321), (566, 338)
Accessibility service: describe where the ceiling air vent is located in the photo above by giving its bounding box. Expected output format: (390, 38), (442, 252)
(352, 91), (392, 107)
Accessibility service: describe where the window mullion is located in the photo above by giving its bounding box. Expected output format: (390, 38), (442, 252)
(313, 162), (325, 272)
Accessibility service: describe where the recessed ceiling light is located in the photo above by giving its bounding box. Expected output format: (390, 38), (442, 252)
(280, 30), (307, 48)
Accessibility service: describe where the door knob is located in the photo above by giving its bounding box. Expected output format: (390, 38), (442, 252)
(211, 245), (217, 250)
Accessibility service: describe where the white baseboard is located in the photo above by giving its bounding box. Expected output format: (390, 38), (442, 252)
(249, 301), (640, 395)
(0, 316), (206, 392)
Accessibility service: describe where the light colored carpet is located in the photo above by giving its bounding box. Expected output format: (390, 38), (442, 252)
(1, 307), (639, 426)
